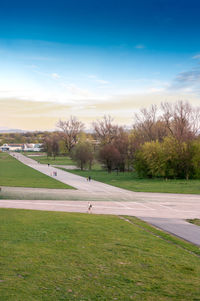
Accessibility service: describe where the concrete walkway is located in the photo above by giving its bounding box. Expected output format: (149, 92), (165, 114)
(3, 152), (200, 246)
(11, 152), (131, 193)
(2, 198), (200, 245)
(52, 165), (78, 169)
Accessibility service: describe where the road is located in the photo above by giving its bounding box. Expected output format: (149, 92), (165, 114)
(1, 152), (200, 246)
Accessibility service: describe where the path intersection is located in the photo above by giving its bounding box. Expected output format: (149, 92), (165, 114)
(1, 152), (200, 246)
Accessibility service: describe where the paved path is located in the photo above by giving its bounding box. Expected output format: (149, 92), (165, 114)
(2, 152), (200, 246)
(2, 198), (200, 245)
(11, 152), (131, 193)
(52, 165), (78, 169)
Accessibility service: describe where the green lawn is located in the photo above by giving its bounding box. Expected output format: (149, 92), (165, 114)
(0, 209), (200, 301)
(27, 155), (75, 165)
(0, 153), (73, 189)
(61, 169), (200, 194)
(187, 219), (200, 226)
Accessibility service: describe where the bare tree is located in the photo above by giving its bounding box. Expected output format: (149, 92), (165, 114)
(43, 134), (60, 159)
(93, 115), (119, 145)
(51, 134), (60, 159)
(133, 104), (166, 142)
(113, 127), (129, 171)
(161, 101), (200, 142)
(99, 144), (121, 173)
(43, 136), (52, 157)
(57, 116), (84, 153)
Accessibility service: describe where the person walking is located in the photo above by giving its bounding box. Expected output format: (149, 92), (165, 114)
(88, 202), (92, 213)
(88, 176), (91, 182)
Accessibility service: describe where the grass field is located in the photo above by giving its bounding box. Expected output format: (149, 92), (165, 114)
(188, 219), (200, 226)
(0, 153), (73, 189)
(27, 155), (75, 165)
(0, 208), (200, 301)
(63, 168), (200, 194)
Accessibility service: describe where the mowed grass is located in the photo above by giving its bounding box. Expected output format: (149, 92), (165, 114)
(1, 209), (200, 301)
(187, 219), (200, 226)
(64, 169), (200, 194)
(28, 155), (75, 165)
(0, 153), (73, 189)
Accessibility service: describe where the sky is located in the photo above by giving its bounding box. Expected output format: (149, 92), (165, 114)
(1, 0), (200, 130)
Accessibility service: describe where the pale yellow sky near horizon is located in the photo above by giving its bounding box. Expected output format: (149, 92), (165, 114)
(1, 93), (200, 130)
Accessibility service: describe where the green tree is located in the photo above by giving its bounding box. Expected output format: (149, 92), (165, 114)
(191, 140), (200, 178)
(135, 136), (197, 180)
(71, 141), (93, 171)
(135, 140), (165, 178)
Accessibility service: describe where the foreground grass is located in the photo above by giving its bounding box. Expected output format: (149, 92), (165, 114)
(0, 209), (200, 301)
(0, 153), (73, 189)
(126, 216), (200, 256)
(64, 169), (200, 194)
(28, 155), (75, 165)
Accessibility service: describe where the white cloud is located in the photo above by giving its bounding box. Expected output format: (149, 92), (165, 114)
(95, 79), (109, 85)
(51, 73), (60, 79)
(63, 83), (94, 98)
(192, 54), (200, 59)
(88, 74), (109, 85)
(25, 64), (39, 69)
(147, 87), (165, 93)
(88, 75), (97, 79)
(168, 68), (200, 95)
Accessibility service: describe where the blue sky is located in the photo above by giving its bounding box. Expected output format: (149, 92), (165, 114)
(1, 0), (200, 129)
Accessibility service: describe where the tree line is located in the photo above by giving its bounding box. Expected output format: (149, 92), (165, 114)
(42, 101), (200, 179)
(0, 131), (47, 144)
(3, 101), (200, 179)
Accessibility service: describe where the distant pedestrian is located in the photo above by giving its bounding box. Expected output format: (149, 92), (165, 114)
(48, 163), (50, 167)
(88, 202), (92, 213)
(88, 176), (91, 182)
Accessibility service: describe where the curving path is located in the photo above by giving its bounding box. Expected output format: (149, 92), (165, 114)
(1, 152), (200, 246)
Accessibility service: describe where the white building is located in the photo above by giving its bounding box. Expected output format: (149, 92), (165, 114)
(0, 143), (23, 151)
(23, 143), (42, 152)
(0, 143), (43, 152)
